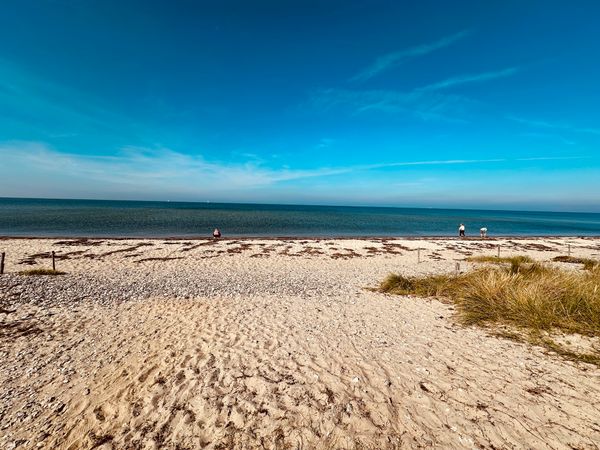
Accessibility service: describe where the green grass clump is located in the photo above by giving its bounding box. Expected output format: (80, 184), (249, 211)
(19, 269), (66, 276)
(380, 263), (600, 363)
(553, 255), (599, 270)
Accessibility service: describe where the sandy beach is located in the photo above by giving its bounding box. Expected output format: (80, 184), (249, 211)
(1, 236), (600, 449)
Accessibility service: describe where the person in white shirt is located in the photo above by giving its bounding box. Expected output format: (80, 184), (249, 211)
(459, 223), (465, 237)
(480, 227), (488, 238)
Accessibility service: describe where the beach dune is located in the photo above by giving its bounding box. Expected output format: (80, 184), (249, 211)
(1, 237), (599, 449)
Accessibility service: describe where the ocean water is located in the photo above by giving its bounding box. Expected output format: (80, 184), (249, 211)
(0, 198), (599, 237)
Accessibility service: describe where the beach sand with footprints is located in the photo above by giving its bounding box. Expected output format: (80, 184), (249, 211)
(1, 237), (600, 449)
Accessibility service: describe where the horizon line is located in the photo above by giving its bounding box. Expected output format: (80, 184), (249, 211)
(1, 196), (598, 216)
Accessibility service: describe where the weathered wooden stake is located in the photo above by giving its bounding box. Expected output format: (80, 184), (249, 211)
(497, 245), (500, 258)
(455, 262), (460, 275)
(568, 244), (571, 256)
(417, 248), (421, 263)
(0, 252), (5, 275)
(52, 251), (56, 271)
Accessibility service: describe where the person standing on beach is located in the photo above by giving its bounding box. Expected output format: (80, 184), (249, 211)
(480, 227), (488, 238)
(213, 228), (221, 238)
(459, 223), (466, 237)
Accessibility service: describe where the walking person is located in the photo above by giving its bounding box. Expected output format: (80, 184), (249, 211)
(458, 223), (466, 238)
(480, 227), (488, 238)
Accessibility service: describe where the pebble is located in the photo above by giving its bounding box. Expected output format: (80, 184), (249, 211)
(0, 269), (348, 308)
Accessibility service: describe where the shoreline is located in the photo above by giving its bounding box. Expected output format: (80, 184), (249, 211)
(1, 234), (599, 240)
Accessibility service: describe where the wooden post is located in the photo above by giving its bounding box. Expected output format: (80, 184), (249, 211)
(52, 251), (56, 271)
(0, 252), (5, 275)
(497, 245), (500, 258)
(568, 244), (571, 256)
(417, 248), (421, 263)
(455, 262), (460, 276)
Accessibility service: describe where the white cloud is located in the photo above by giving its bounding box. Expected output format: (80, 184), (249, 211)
(0, 142), (350, 191)
(1, 141), (586, 202)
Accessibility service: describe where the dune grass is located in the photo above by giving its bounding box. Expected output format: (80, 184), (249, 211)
(380, 263), (600, 364)
(379, 273), (455, 298)
(468, 254), (555, 278)
(552, 255), (599, 270)
(19, 268), (66, 276)
(466, 255), (534, 265)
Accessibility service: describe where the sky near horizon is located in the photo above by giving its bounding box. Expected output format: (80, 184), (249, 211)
(1, 1), (599, 212)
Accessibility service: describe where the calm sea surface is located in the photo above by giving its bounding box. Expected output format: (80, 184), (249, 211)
(0, 198), (599, 237)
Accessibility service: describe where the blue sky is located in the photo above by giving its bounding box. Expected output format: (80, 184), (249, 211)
(1, 0), (599, 211)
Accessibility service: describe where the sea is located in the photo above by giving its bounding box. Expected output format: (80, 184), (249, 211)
(0, 198), (599, 238)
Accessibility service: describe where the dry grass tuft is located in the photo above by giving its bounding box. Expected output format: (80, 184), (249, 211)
(467, 255), (534, 265)
(553, 255), (599, 270)
(452, 267), (600, 335)
(380, 263), (600, 364)
(19, 269), (66, 276)
(467, 254), (550, 276)
(379, 273), (455, 297)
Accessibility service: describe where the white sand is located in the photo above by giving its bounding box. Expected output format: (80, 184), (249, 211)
(1, 237), (599, 449)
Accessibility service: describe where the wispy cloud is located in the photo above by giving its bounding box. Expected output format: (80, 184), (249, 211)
(515, 156), (584, 161)
(364, 158), (506, 168)
(1, 141), (583, 195)
(417, 67), (519, 91)
(0, 142), (349, 191)
(509, 116), (600, 136)
(350, 30), (471, 82)
(1, 141), (590, 205)
(520, 132), (575, 146)
(308, 88), (477, 122)
(317, 62), (519, 121)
